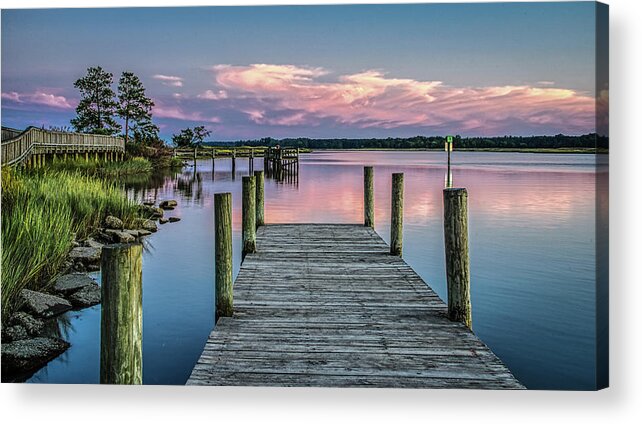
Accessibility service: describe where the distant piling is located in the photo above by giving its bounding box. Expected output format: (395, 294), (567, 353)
(214, 193), (233, 322)
(390, 173), (404, 256)
(254, 170), (265, 227)
(443, 188), (472, 329)
(242, 176), (257, 257)
(100, 243), (143, 384)
(364, 166), (375, 228)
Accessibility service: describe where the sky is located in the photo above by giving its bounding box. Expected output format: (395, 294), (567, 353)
(1, 3), (599, 140)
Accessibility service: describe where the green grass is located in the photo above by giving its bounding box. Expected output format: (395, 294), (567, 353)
(47, 156), (153, 176)
(1, 166), (139, 319)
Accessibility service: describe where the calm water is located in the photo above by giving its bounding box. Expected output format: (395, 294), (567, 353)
(28, 151), (598, 389)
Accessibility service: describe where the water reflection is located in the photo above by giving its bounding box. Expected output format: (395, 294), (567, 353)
(28, 151), (597, 389)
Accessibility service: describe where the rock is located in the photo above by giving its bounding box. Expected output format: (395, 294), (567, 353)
(10, 312), (44, 336)
(69, 246), (102, 264)
(84, 237), (104, 249)
(68, 283), (101, 308)
(60, 260), (74, 274)
(139, 219), (158, 232)
(71, 240), (81, 248)
(54, 273), (96, 295)
(137, 229), (152, 236)
(3, 325), (28, 342)
(142, 200), (155, 206)
(159, 199), (178, 209)
(168, 217), (181, 223)
(133, 218), (158, 233)
(139, 204), (163, 218)
(20, 289), (72, 318)
(123, 229), (140, 237)
(159, 217), (169, 224)
(104, 215), (124, 229)
(86, 264), (100, 272)
(73, 261), (86, 272)
(1, 337), (70, 375)
(103, 229), (136, 243)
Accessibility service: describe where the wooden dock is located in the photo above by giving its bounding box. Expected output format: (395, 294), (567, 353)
(187, 224), (523, 389)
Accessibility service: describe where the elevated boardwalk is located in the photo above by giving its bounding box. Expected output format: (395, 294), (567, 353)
(1, 126), (124, 166)
(187, 224), (523, 389)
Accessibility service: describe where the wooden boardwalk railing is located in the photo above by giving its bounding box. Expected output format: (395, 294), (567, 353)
(1, 126), (125, 166)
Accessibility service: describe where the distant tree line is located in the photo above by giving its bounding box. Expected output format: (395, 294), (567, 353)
(205, 134), (607, 150)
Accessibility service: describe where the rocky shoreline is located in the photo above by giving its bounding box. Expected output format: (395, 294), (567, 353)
(1, 199), (181, 382)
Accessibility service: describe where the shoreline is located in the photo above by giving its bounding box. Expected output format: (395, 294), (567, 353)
(0, 158), (183, 382)
(299, 147), (604, 154)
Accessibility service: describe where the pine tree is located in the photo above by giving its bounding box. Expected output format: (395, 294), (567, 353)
(117, 71), (155, 144)
(71, 66), (121, 135)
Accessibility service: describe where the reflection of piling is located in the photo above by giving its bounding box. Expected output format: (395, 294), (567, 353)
(254, 170), (265, 227)
(215, 193), (233, 322)
(231, 149), (236, 174)
(364, 166), (374, 228)
(100, 243), (143, 385)
(443, 188), (472, 329)
(390, 173), (404, 256)
(249, 149), (254, 174)
(242, 176), (257, 257)
(445, 164), (453, 188)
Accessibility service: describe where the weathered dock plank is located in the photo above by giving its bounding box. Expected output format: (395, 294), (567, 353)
(187, 224), (523, 389)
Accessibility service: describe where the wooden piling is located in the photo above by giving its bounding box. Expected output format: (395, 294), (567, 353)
(100, 243), (143, 384)
(390, 173), (404, 256)
(443, 188), (472, 329)
(242, 176), (256, 257)
(364, 166), (375, 228)
(254, 170), (265, 227)
(215, 193), (233, 322)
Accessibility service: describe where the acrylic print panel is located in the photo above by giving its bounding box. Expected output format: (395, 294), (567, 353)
(0, 2), (608, 390)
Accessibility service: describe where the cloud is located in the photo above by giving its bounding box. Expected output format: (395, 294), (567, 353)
(197, 89), (228, 100)
(206, 64), (594, 134)
(2, 90), (73, 109)
(153, 74), (184, 87)
(152, 103), (220, 124)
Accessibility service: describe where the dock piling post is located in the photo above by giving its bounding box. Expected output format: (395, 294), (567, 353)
(242, 176), (257, 257)
(254, 170), (265, 227)
(100, 243), (143, 384)
(364, 166), (375, 228)
(214, 193), (233, 322)
(443, 188), (472, 329)
(390, 173), (404, 256)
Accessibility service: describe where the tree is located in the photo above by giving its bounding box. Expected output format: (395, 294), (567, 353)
(172, 128), (195, 148)
(71, 66), (121, 135)
(192, 126), (212, 147)
(172, 126), (212, 148)
(131, 119), (161, 146)
(117, 71), (154, 143)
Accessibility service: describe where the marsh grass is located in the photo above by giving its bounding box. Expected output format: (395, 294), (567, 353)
(47, 156), (153, 177)
(1, 166), (139, 319)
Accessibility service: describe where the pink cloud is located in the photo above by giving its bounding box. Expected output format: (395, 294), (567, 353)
(2, 90), (73, 109)
(208, 64), (595, 134)
(153, 103), (220, 124)
(153, 74), (184, 87)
